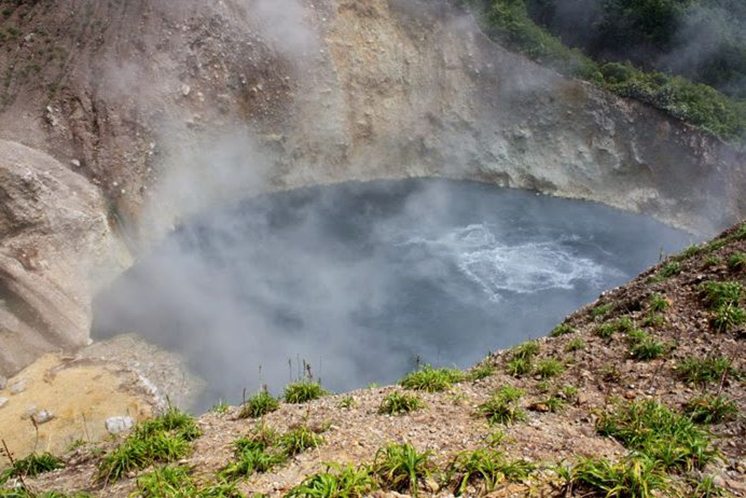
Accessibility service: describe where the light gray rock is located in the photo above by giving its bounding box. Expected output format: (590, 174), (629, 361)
(32, 410), (54, 424)
(9, 380), (26, 395)
(105, 416), (134, 435)
(0, 375), (6, 390)
(0, 397), (8, 409)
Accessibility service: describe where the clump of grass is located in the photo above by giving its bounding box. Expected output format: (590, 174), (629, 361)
(211, 400), (230, 415)
(478, 386), (525, 425)
(676, 245), (703, 261)
(220, 428), (286, 480)
(565, 338), (586, 352)
(467, 363), (495, 381)
(378, 391), (424, 416)
(550, 323), (575, 337)
(641, 313), (665, 329)
(651, 261), (681, 282)
(287, 464), (375, 498)
(372, 443), (434, 496)
(594, 316), (634, 339)
(535, 358), (565, 379)
(701, 281), (743, 308)
(284, 381), (329, 404)
(504, 341), (540, 377)
(627, 329), (667, 360)
(280, 425), (325, 456)
(447, 448), (535, 495)
(728, 252), (746, 271)
(711, 303), (746, 332)
(0, 452), (63, 484)
(135, 465), (193, 497)
(591, 303), (614, 319)
(596, 399), (717, 471)
(600, 363), (623, 383)
(399, 365), (465, 392)
(676, 356), (738, 386)
(692, 475), (729, 497)
(704, 255), (723, 268)
(648, 292), (670, 313)
(337, 395), (357, 409)
(559, 455), (669, 498)
(684, 394), (739, 424)
(239, 390), (280, 419)
(97, 407), (201, 483)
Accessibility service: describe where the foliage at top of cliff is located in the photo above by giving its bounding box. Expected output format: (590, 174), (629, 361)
(461, 0), (746, 144)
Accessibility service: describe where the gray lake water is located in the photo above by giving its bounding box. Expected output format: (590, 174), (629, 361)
(92, 179), (693, 411)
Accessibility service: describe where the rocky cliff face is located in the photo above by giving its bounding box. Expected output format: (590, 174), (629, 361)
(0, 0), (743, 376)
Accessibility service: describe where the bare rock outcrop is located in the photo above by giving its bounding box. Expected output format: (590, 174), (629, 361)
(0, 140), (127, 377)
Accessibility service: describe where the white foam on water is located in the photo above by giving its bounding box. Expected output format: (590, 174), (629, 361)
(400, 224), (622, 302)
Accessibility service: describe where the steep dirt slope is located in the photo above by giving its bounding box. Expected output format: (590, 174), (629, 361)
(12, 221), (746, 497)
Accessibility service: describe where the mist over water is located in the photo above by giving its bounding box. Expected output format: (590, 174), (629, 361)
(93, 179), (693, 412)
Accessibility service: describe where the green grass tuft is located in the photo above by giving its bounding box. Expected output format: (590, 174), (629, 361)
(701, 281), (743, 308)
(648, 293), (669, 312)
(467, 363), (495, 381)
(535, 358), (565, 378)
(0, 452), (63, 484)
(448, 448), (535, 495)
(478, 386), (526, 425)
(239, 390), (280, 419)
(711, 303), (746, 333)
(596, 399), (718, 471)
(284, 381), (329, 404)
(399, 365), (465, 392)
(565, 338), (586, 352)
(676, 356), (738, 386)
(372, 443), (434, 497)
(287, 464), (375, 498)
(626, 329), (667, 360)
(684, 394), (739, 424)
(549, 323), (575, 337)
(559, 455), (669, 498)
(279, 426), (325, 456)
(378, 391), (425, 416)
(727, 252), (746, 271)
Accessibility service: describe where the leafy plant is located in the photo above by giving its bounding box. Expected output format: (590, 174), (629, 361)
(220, 431), (286, 480)
(626, 329), (667, 360)
(676, 356), (738, 386)
(648, 293), (669, 313)
(372, 443), (434, 496)
(448, 448), (534, 495)
(378, 391), (425, 416)
(279, 425), (325, 456)
(596, 399), (717, 471)
(535, 358), (565, 378)
(337, 395), (357, 409)
(478, 386), (526, 425)
(565, 338), (586, 352)
(595, 316), (634, 339)
(653, 261), (681, 281)
(727, 252), (746, 271)
(97, 407), (200, 483)
(684, 394), (739, 424)
(287, 464), (375, 498)
(505, 356), (532, 377)
(284, 381), (328, 404)
(550, 323), (575, 337)
(467, 363), (495, 381)
(559, 455), (669, 498)
(0, 452), (63, 484)
(711, 304), (746, 332)
(211, 400), (230, 415)
(701, 281), (743, 308)
(399, 365), (465, 392)
(591, 303), (614, 319)
(239, 390), (280, 419)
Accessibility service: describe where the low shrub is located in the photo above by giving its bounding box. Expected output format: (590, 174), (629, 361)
(399, 365), (465, 392)
(378, 392), (424, 416)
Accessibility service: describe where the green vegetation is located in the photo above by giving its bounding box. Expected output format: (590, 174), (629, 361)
(627, 329), (668, 360)
(701, 281), (745, 332)
(372, 443), (434, 496)
(549, 323), (575, 337)
(337, 395), (357, 409)
(239, 390), (280, 419)
(676, 355), (739, 385)
(693, 475), (729, 497)
(591, 303), (614, 319)
(727, 252), (746, 271)
(641, 312), (665, 329)
(461, 0), (746, 142)
(648, 293), (669, 312)
(596, 400), (717, 471)
(504, 341), (540, 377)
(0, 452), (63, 484)
(135, 466), (241, 498)
(279, 426), (325, 456)
(220, 428), (285, 480)
(399, 365), (465, 392)
(447, 448), (535, 495)
(97, 407), (201, 483)
(565, 337), (586, 352)
(535, 358), (565, 378)
(652, 261), (682, 282)
(211, 400), (230, 415)
(595, 316), (634, 339)
(559, 455), (669, 498)
(478, 386), (526, 425)
(287, 464), (375, 498)
(284, 381), (329, 404)
(378, 391), (425, 415)
(467, 363), (495, 381)
(684, 394), (739, 424)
